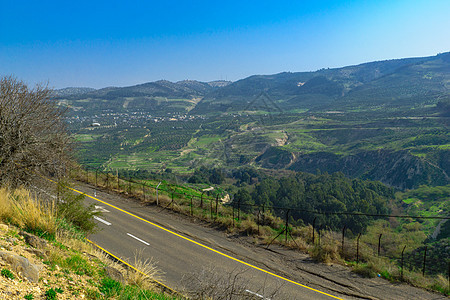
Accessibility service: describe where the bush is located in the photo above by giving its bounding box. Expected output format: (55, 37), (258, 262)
(56, 182), (99, 235)
(1, 268), (15, 280)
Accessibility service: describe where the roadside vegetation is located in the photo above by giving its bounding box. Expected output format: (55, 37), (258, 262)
(73, 167), (449, 296)
(0, 187), (177, 299)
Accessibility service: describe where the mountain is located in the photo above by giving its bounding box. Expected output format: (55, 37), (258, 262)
(54, 79), (230, 116)
(53, 87), (96, 97)
(192, 52), (450, 113)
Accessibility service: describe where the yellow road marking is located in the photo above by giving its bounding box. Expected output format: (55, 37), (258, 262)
(86, 238), (178, 295)
(62, 181), (343, 300)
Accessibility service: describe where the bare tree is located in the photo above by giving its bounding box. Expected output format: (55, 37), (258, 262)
(0, 76), (72, 187)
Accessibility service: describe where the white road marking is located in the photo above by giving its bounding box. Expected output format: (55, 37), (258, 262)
(245, 289), (269, 299)
(94, 216), (112, 226)
(31, 185), (57, 199)
(94, 205), (110, 213)
(126, 233), (150, 246)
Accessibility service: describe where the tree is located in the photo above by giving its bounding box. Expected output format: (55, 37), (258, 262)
(0, 76), (72, 186)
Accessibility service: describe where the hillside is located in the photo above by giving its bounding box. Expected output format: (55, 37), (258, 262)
(65, 52), (450, 190)
(193, 52), (449, 113)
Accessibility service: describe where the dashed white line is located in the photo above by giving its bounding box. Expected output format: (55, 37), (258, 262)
(245, 289), (269, 299)
(126, 233), (150, 246)
(94, 216), (112, 226)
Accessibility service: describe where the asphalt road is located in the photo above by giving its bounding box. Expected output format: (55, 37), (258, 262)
(71, 184), (344, 300)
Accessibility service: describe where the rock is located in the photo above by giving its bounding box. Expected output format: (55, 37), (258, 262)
(104, 266), (125, 284)
(0, 251), (40, 283)
(24, 248), (46, 260)
(20, 231), (47, 249)
(0, 224), (8, 231)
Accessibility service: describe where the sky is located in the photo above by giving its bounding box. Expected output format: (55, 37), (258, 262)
(1, 0), (449, 89)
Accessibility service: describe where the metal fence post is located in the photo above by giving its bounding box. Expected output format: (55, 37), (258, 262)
(215, 194), (219, 215)
(237, 199), (241, 221)
(378, 233), (383, 256)
(142, 183), (145, 201)
(285, 209), (290, 243)
(106, 172), (109, 189)
(422, 246), (427, 276)
(342, 225), (346, 257)
(232, 207), (235, 227)
(86, 168), (89, 184)
(171, 192), (174, 209)
(156, 182), (161, 206)
(357, 233), (362, 264)
(257, 207), (260, 236)
(262, 204), (265, 226)
(95, 169), (98, 187)
(200, 191), (204, 209)
(401, 245), (406, 280)
(312, 217), (317, 244)
(190, 196), (193, 216)
(210, 197), (213, 219)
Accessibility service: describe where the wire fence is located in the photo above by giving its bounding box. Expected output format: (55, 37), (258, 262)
(73, 167), (450, 284)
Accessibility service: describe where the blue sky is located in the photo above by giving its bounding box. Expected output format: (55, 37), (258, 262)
(1, 0), (449, 88)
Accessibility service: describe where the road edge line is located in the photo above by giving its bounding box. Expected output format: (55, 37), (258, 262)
(70, 184), (343, 300)
(85, 238), (181, 296)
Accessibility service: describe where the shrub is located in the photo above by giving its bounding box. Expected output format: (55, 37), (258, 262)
(1, 268), (15, 280)
(56, 182), (99, 235)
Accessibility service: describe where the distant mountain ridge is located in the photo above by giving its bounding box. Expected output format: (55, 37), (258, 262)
(193, 52), (450, 113)
(56, 52), (449, 115)
(56, 80), (232, 99)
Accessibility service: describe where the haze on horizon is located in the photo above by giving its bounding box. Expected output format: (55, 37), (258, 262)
(1, 0), (449, 89)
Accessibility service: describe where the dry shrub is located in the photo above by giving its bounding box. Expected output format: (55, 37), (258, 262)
(181, 266), (282, 299)
(127, 249), (162, 289)
(0, 188), (57, 238)
(309, 232), (341, 264)
(239, 218), (259, 235)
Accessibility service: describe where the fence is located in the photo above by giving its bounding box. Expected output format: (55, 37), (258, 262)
(72, 167), (450, 285)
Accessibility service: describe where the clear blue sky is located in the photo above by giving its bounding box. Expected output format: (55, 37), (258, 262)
(1, 0), (449, 89)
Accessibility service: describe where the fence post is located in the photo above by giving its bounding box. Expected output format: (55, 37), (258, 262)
(422, 246), (427, 276)
(342, 225), (346, 257)
(86, 168), (89, 184)
(210, 197), (213, 219)
(106, 172), (109, 189)
(190, 196), (193, 216)
(232, 206), (235, 227)
(142, 183), (145, 201)
(262, 204), (265, 226)
(171, 192), (174, 209)
(401, 245), (406, 280)
(200, 191), (204, 209)
(285, 209), (289, 243)
(356, 233), (362, 264)
(312, 217), (317, 244)
(95, 169), (98, 187)
(215, 194), (219, 215)
(128, 178), (131, 194)
(378, 233), (383, 256)
(237, 199), (241, 221)
(156, 182), (161, 206)
(257, 207), (260, 236)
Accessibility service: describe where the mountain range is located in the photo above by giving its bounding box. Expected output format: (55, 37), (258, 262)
(55, 52), (450, 114)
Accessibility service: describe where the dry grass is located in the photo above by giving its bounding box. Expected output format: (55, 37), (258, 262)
(309, 231), (341, 264)
(127, 249), (162, 289)
(0, 188), (57, 237)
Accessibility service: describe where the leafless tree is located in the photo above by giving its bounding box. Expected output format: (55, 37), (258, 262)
(0, 76), (72, 187)
(181, 266), (283, 299)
